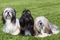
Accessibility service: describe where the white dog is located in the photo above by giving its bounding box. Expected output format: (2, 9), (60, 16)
(34, 16), (60, 37)
(2, 7), (20, 35)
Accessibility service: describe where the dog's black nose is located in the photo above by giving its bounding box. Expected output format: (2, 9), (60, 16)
(7, 12), (9, 15)
(7, 12), (10, 16)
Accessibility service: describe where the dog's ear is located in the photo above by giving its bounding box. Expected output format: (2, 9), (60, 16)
(12, 9), (16, 16)
(11, 16), (16, 23)
(14, 9), (16, 15)
(44, 22), (52, 34)
(11, 9), (16, 23)
(2, 12), (6, 24)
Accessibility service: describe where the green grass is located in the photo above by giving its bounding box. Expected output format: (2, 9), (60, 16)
(0, 0), (60, 40)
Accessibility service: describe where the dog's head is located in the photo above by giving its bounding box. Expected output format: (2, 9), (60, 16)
(34, 16), (52, 34)
(2, 7), (16, 24)
(22, 9), (32, 21)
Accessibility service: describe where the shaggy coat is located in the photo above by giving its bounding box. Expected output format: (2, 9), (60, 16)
(2, 7), (20, 35)
(19, 9), (35, 36)
(34, 16), (60, 37)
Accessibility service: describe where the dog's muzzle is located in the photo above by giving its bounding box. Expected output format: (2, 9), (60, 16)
(6, 12), (11, 19)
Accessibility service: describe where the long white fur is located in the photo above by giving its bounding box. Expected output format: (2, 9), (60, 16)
(3, 18), (20, 35)
(34, 16), (60, 37)
(50, 23), (60, 34)
(25, 30), (31, 36)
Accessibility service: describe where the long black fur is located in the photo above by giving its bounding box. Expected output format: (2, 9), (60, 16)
(11, 9), (16, 23)
(2, 12), (6, 24)
(19, 9), (35, 36)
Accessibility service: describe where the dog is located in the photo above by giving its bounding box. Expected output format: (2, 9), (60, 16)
(19, 9), (35, 36)
(34, 16), (60, 37)
(2, 7), (20, 35)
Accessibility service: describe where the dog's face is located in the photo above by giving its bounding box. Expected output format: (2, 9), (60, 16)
(2, 8), (16, 24)
(37, 20), (44, 31)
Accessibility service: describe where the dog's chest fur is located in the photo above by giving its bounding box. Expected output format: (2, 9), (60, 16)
(3, 19), (17, 33)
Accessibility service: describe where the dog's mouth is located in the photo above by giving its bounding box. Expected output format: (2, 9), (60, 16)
(6, 15), (11, 19)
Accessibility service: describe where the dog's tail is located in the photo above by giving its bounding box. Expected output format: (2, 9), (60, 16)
(50, 23), (60, 34)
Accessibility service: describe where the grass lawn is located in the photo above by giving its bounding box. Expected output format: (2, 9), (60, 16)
(0, 0), (60, 40)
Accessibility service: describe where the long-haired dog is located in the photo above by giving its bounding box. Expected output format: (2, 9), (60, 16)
(34, 16), (60, 37)
(19, 9), (35, 36)
(2, 7), (20, 35)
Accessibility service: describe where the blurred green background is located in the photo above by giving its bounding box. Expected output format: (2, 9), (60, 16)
(0, 0), (60, 40)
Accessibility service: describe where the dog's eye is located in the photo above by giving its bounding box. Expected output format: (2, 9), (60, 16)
(38, 21), (42, 25)
(40, 23), (42, 25)
(5, 10), (8, 13)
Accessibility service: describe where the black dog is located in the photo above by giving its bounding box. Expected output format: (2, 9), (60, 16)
(19, 9), (35, 36)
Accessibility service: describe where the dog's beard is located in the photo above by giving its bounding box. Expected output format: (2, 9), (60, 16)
(6, 16), (11, 20)
(5, 13), (12, 20)
(6, 16), (11, 19)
